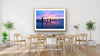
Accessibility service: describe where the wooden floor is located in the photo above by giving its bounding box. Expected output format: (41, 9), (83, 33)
(0, 44), (100, 56)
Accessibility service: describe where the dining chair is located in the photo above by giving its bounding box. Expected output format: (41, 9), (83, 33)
(13, 33), (26, 49)
(75, 33), (88, 48)
(63, 35), (75, 55)
(29, 34), (47, 56)
(38, 37), (47, 49)
(56, 37), (65, 49)
(29, 34), (39, 51)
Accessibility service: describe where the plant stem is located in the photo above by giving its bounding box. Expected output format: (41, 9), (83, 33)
(90, 30), (92, 40)
(9, 30), (10, 41)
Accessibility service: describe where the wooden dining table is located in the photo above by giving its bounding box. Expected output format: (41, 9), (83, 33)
(26, 34), (75, 55)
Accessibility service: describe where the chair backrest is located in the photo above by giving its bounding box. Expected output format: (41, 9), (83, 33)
(75, 33), (87, 40)
(14, 33), (23, 41)
(57, 37), (65, 43)
(64, 35), (74, 44)
(30, 34), (46, 43)
(30, 34), (40, 43)
(38, 37), (46, 43)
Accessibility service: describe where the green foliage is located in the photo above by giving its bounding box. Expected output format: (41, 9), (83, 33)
(86, 20), (96, 31)
(2, 31), (8, 37)
(48, 35), (52, 37)
(2, 31), (8, 42)
(3, 21), (15, 30)
(2, 40), (5, 42)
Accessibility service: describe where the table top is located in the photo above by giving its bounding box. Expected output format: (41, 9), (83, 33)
(27, 35), (74, 39)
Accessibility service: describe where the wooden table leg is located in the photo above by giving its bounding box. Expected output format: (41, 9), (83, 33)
(63, 44), (65, 56)
(17, 42), (19, 49)
(29, 38), (31, 52)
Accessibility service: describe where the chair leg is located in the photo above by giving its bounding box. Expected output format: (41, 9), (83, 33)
(35, 44), (37, 52)
(82, 41), (84, 47)
(56, 40), (58, 47)
(67, 45), (69, 52)
(25, 41), (26, 49)
(29, 42), (31, 53)
(68, 39), (70, 53)
(59, 43), (61, 50)
(72, 44), (75, 56)
(37, 43), (40, 56)
(79, 41), (80, 48)
(63, 44), (65, 56)
(75, 40), (76, 46)
(30, 39), (31, 49)
(43, 43), (45, 49)
(17, 42), (19, 49)
(29, 39), (31, 53)
(86, 41), (88, 50)
(13, 42), (15, 48)
(28, 39), (30, 49)
(21, 42), (22, 47)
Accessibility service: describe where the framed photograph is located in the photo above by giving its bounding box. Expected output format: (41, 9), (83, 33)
(34, 8), (66, 31)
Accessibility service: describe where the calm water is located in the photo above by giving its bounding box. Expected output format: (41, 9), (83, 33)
(36, 19), (64, 29)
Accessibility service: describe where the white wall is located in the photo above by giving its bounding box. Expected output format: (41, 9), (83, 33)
(0, 0), (100, 44)
(0, 0), (3, 43)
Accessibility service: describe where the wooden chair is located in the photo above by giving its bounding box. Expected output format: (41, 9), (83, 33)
(56, 37), (65, 49)
(29, 34), (39, 51)
(75, 33), (88, 48)
(29, 34), (47, 56)
(13, 33), (26, 49)
(56, 33), (65, 48)
(38, 37), (47, 49)
(63, 35), (75, 55)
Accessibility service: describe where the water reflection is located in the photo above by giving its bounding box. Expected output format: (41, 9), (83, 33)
(36, 17), (64, 29)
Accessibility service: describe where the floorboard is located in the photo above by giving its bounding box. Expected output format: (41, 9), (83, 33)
(0, 44), (100, 56)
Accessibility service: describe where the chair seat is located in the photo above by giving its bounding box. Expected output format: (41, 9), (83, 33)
(31, 42), (40, 44)
(39, 42), (45, 44)
(14, 40), (26, 42)
(32, 42), (45, 44)
(57, 41), (64, 45)
(38, 38), (46, 40)
(76, 39), (86, 41)
(64, 41), (73, 45)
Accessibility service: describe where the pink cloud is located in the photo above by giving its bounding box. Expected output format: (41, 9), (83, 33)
(37, 11), (64, 19)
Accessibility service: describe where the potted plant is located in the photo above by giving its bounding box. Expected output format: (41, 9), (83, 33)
(48, 35), (52, 37)
(1, 31), (8, 47)
(86, 20), (96, 46)
(3, 21), (15, 46)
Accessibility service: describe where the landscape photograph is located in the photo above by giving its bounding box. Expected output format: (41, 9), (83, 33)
(35, 9), (66, 31)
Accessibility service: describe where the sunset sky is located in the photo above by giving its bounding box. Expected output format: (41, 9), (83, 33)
(36, 10), (64, 19)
